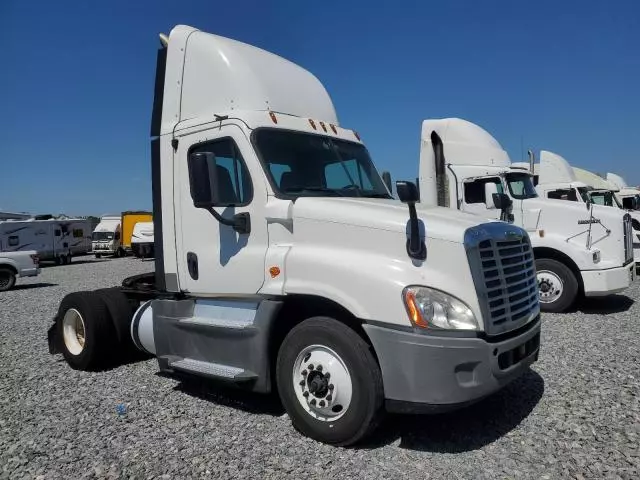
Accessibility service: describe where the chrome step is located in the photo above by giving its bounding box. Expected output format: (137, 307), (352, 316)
(168, 358), (256, 381)
(179, 316), (254, 329)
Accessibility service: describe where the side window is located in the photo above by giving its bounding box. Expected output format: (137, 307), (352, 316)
(324, 159), (374, 190)
(8, 235), (19, 246)
(54, 229), (61, 237)
(547, 189), (577, 201)
(190, 138), (252, 205)
(73, 229), (84, 238)
(464, 178), (502, 204)
(269, 164), (292, 188)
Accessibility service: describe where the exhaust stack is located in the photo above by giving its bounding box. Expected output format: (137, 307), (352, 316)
(528, 149), (535, 173)
(432, 132), (449, 207)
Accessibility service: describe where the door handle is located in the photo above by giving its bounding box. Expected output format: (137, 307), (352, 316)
(187, 252), (199, 280)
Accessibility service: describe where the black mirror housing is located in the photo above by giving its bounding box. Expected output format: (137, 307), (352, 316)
(188, 152), (220, 207)
(396, 181), (420, 204)
(492, 193), (512, 210)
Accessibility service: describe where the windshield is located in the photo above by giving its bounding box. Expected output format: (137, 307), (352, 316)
(253, 129), (391, 199)
(588, 190), (621, 208)
(92, 231), (114, 241)
(505, 173), (538, 199)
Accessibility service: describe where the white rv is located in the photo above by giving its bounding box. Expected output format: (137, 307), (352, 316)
(131, 221), (154, 258)
(91, 215), (123, 258)
(382, 118), (634, 313)
(47, 26), (542, 446)
(516, 152), (640, 270)
(0, 218), (91, 264)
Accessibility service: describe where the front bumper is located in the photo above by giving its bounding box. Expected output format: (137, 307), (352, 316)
(19, 267), (40, 278)
(582, 262), (635, 297)
(363, 318), (541, 412)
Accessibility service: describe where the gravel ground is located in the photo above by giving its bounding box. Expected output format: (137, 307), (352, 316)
(1, 256), (639, 479)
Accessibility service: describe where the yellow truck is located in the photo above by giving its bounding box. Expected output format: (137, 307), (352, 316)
(121, 211), (152, 255)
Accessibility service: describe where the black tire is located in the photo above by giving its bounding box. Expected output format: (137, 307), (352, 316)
(0, 267), (16, 292)
(67, 254), (73, 264)
(276, 317), (384, 446)
(94, 287), (138, 355)
(535, 258), (578, 313)
(95, 254), (102, 259)
(56, 291), (117, 370)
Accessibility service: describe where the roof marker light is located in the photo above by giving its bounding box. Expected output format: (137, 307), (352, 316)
(319, 121), (327, 132)
(269, 111), (278, 124)
(330, 124), (337, 134)
(308, 119), (317, 130)
(353, 131), (361, 141)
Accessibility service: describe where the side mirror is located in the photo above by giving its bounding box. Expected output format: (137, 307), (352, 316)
(381, 171), (392, 193)
(492, 192), (513, 210)
(484, 183), (499, 209)
(396, 180), (420, 204)
(188, 152), (220, 208)
(622, 197), (635, 210)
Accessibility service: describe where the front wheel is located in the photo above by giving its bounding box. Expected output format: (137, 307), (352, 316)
(276, 317), (384, 446)
(536, 258), (578, 313)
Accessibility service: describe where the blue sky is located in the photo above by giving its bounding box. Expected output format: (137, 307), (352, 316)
(1, 0), (638, 215)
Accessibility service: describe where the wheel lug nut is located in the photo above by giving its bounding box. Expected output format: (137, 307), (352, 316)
(319, 400), (325, 407)
(326, 394), (332, 401)
(301, 370), (307, 376)
(303, 391), (309, 398)
(310, 399), (316, 406)
(299, 380), (305, 386)
(308, 364), (314, 370)
(324, 372), (330, 379)
(316, 365), (323, 372)
(329, 384), (334, 390)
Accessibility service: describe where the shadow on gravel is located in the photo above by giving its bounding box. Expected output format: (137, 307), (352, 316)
(577, 294), (634, 314)
(40, 260), (97, 268)
(358, 368), (544, 453)
(170, 376), (285, 416)
(11, 282), (58, 290)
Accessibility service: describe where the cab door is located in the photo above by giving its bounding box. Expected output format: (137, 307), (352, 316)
(174, 124), (269, 295)
(461, 176), (503, 219)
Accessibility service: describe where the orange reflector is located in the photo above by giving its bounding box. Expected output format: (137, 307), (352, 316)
(319, 121), (327, 132)
(405, 290), (428, 328)
(308, 119), (317, 130)
(538, 229), (545, 238)
(269, 111), (278, 124)
(330, 124), (337, 134)
(353, 131), (361, 141)
(269, 266), (281, 278)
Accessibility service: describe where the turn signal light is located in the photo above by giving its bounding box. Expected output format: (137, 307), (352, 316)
(269, 111), (278, 124)
(269, 266), (281, 278)
(405, 290), (428, 328)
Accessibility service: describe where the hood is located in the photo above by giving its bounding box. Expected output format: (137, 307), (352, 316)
(292, 197), (493, 244)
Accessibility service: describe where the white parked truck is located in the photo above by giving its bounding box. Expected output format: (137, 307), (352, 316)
(0, 250), (40, 291)
(91, 215), (123, 258)
(520, 154), (640, 270)
(131, 221), (154, 258)
(383, 118), (634, 313)
(606, 173), (640, 211)
(47, 26), (541, 446)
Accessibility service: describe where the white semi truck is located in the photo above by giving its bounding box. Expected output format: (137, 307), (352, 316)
(519, 153), (640, 270)
(606, 172), (640, 211)
(47, 26), (541, 446)
(382, 118), (634, 313)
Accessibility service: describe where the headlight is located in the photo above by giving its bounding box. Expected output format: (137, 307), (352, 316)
(403, 286), (479, 331)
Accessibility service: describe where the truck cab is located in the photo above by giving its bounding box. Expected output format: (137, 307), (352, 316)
(48, 26), (541, 446)
(516, 151), (640, 270)
(409, 118), (635, 313)
(91, 215), (123, 258)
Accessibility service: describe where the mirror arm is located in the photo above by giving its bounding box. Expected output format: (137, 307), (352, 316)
(406, 201), (426, 260)
(205, 208), (251, 234)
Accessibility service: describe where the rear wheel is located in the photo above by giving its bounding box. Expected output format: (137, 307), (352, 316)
(56, 292), (117, 370)
(0, 267), (16, 292)
(95, 253), (102, 259)
(536, 258), (578, 313)
(276, 317), (384, 446)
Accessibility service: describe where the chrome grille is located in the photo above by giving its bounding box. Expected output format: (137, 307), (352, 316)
(623, 214), (633, 264)
(465, 223), (540, 336)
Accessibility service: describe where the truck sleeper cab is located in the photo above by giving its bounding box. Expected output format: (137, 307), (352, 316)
(396, 118), (634, 313)
(46, 26), (541, 446)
